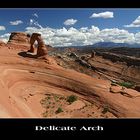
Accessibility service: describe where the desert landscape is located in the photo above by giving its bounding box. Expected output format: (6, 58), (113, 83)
(0, 31), (139, 118)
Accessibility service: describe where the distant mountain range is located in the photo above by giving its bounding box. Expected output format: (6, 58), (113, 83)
(57, 42), (140, 48)
(88, 42), (140, 48)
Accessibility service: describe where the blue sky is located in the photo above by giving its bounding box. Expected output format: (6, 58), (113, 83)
(1, 9), (140, 46)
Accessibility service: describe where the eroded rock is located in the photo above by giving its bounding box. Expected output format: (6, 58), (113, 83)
(28, 33), (48, 57)
(66, 100), (86, 110)
(110, 85), (122, 94)
(135, 85), (140, 92)
(8, 32), (30, 45)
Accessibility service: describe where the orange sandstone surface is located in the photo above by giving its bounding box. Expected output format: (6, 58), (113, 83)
(0, 43), (139, 118)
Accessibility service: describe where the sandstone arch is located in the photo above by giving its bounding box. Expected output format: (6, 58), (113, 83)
(28, 33), (48, 57)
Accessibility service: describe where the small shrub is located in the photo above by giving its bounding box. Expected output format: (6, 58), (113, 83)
(54, 95), (59, 101)
(67, 95), (77, 104)
(47, 96), (51, 100)
(118, 82), (134, 88)
(42, 111), (48, 117)
(102, 106), (109, 114)
(55, 107), (63, 114)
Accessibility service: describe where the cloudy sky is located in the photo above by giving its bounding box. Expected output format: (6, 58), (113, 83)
(1, 9), (140, 46)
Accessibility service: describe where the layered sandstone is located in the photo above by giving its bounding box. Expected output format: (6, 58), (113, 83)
(8, 32), (30, 44)
(87, 52), (140, 85)
(0, 32), (139, 118)
(7, 32), (30, 50)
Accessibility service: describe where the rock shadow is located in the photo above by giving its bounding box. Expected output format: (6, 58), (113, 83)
(18, 51), (37, 59)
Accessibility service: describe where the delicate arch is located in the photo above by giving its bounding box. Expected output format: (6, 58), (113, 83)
(28, 33), (48, 57)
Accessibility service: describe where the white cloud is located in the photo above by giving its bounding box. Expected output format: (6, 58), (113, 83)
(29, 19), (42, 28)
(98, 28), (135, 44)
(134, 32), (140, 43)
(0, 33), (10, 43)
(64, 19), (77, 26)
(124, 16), (140, 27)
(10, 20), (23, 25)
(0, 26), (6, 30)
(25, 25), (137, 47)
(30, 19), (34, 25)
(0, 25), (137, 46)
(33, 13), (38, 18)
(90, 11), (114, 18)
(34, 22), (42, 28)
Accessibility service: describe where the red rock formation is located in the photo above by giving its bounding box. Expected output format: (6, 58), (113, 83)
(36, 34), (48, 57)
(7, 32), (30, 50)
(135, 85), (140, 92)
(88, 53), (140, 85)
(8, 32), (30, 45)
(27, 33), (36, 53)
(110, 85), (122, 93)
(0, 46), (139, 118)
(28, 33), (48, 57)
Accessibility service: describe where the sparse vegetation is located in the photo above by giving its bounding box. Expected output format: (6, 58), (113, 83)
(67, 95), (77, 104)
(47, 96), (51, 100)
(118, 82), (134, 88)
(102, 106), (109, 114)
(41, 93), (115, 118)
(42, 111), (48, 117)
(55, 107), (63, 114)
(54, 95), (59, 102)
(111, 80), (135, 89)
